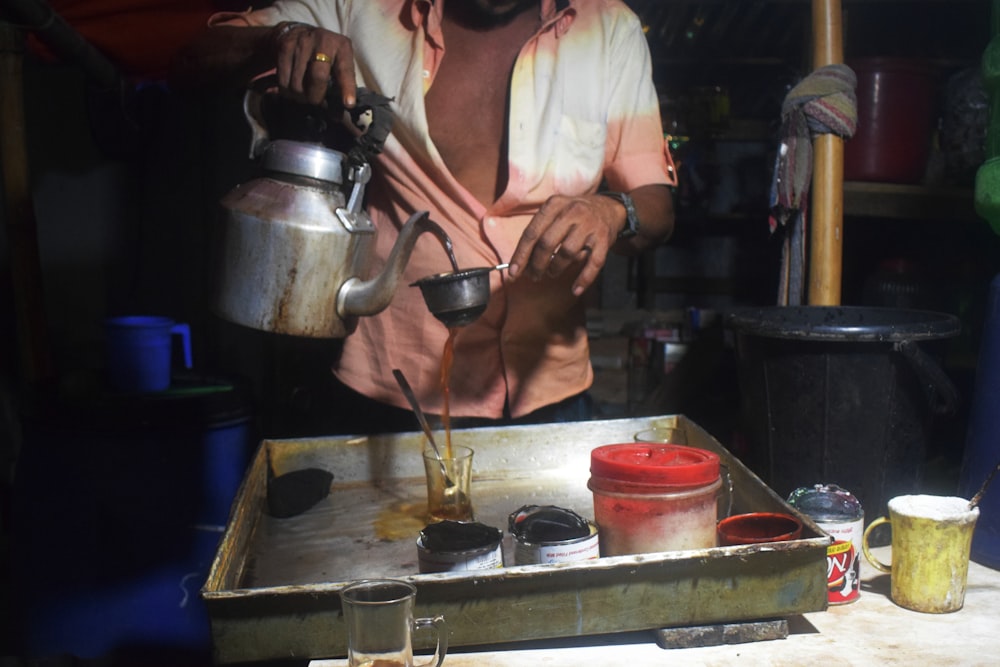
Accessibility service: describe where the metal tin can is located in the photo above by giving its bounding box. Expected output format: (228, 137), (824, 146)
(416, 521), (504, 573)
(787, 484), (864, 605)
(508, 505), (600, 565)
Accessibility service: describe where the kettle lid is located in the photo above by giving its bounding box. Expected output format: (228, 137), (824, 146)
(260, 140), (348, 185)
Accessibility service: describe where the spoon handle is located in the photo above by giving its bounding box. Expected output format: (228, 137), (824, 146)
(969, 460), (1000, 509)
(392, 369), (453, 486)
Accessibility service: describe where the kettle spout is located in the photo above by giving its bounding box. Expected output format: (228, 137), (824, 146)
(337, 211), (454, 318)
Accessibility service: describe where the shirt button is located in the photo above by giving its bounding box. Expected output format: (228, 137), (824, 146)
(422, 69), (430, 78)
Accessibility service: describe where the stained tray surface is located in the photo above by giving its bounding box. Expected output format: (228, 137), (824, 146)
(205, 416), (829, 664)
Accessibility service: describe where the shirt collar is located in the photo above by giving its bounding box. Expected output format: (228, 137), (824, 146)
(408, 1), (576, 40)
(546, 0), (576, 38)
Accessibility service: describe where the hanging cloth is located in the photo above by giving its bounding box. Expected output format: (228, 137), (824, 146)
(769, 64), (858, 305)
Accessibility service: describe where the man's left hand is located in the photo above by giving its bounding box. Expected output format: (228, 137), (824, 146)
(507, 193), (623, 297)
(507, 184), (674, 296)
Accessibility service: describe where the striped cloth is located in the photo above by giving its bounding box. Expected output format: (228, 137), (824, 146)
(768, 64), (857, 304)
(769, 64), (858, 232)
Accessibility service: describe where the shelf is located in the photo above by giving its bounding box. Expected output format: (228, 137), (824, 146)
(843, 181), (978, 222)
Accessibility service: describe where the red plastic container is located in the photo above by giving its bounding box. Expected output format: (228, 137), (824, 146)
(717, 512), (803, 546)
(589, 443), (722, 556)
(844, 58), (935, 184)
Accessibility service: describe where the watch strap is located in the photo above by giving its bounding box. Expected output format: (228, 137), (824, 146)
(598, 191), (639, 239)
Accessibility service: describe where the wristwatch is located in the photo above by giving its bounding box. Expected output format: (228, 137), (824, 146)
(598, 191), (639, 239)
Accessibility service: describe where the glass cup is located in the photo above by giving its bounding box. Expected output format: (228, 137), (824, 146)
(423, 445), (474, 522)
(633, 426), (688, 444)
(341, 579), (447, 667)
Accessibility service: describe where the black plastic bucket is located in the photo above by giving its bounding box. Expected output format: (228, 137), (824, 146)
(727, 307), (960, 520)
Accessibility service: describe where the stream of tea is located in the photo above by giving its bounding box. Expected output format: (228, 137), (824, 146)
(439, 327), (458, 459)
(437, 245), (461, 458)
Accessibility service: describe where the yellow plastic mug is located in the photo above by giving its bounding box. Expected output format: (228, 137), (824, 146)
(862, 495), (979, 613)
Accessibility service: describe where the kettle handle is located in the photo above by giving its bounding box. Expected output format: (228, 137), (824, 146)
(243, 75), (278, 159)
(240, 75), (394, 163)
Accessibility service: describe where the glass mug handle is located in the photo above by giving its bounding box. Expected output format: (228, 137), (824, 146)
(413, 614), (447, 667)
(717, 464), (734, 519)
(862, 516), (892, 573)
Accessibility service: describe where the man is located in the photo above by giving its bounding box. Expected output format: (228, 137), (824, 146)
(172, 0), (675, 430)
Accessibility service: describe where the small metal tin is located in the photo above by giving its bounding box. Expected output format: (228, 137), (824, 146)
(416, 521), (504, 573)
(787, 484), (864, 605)
(508, 505), (600, 565)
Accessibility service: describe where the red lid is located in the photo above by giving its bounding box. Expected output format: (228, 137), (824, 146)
(590, 443), (720, 487)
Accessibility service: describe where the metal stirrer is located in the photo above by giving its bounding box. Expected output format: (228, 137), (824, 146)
(969, 460), (1000, 510)
(392, 368), (454, 488)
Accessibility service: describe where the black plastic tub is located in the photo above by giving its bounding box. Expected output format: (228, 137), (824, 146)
(727, 306), (960, 521)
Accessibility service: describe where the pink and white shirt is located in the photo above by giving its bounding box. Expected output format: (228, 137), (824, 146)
(213, 0), (675, 418)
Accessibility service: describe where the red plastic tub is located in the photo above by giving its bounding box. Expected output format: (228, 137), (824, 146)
(844, 58), (935, 184)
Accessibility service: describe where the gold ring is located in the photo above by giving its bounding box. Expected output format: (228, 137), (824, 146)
(313, 52), (331, 63)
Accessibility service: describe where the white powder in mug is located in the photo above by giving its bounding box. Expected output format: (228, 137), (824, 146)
(889, 494), (978, 522)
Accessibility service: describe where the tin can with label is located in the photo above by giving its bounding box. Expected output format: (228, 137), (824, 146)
(787, 484), (864, 605)
(416, 521), (504, 573)
(508, 505), (600, 565)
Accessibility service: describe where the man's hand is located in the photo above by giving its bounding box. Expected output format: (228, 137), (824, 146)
(506, 184), (673, 297)
(273, 23), (358, 107)
(507, 193), (623, 297)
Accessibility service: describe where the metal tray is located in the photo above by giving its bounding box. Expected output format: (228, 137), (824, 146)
(203, 416), (829, 664)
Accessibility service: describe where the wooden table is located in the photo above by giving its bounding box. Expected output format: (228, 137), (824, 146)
(312, 546), (1000, 667)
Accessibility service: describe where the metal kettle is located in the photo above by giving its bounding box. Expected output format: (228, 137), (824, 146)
(212, 84), (452, 338)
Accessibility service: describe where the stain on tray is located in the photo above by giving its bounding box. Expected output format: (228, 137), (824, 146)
(374, 500), (429, 541)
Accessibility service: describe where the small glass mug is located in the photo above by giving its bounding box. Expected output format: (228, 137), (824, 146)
(341, 579), (447, 667)
(423, 445), (474, 522)
(633, 426), (688, 445)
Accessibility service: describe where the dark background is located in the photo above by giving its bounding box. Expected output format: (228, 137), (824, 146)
(1, 1), (998, 665)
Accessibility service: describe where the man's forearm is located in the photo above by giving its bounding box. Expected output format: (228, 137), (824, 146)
(169, 25), (279, 92)
(617, 183), (675, 254)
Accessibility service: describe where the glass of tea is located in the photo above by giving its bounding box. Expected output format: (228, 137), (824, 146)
(423, 445), (474, 522)
(340, 578), (447, 667)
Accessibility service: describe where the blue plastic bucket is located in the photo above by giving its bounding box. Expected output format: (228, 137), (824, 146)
(11, 377), (255, 661)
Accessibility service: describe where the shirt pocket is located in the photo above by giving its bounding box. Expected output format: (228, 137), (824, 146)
(553, 115), (607, 187)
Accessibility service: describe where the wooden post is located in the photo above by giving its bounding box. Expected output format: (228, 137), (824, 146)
(808, 0), (845, 305)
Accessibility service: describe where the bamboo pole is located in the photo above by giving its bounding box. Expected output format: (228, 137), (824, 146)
(808, 0), (844, 305)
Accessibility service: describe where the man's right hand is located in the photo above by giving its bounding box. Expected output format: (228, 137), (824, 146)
(272, 23), (358, 108)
